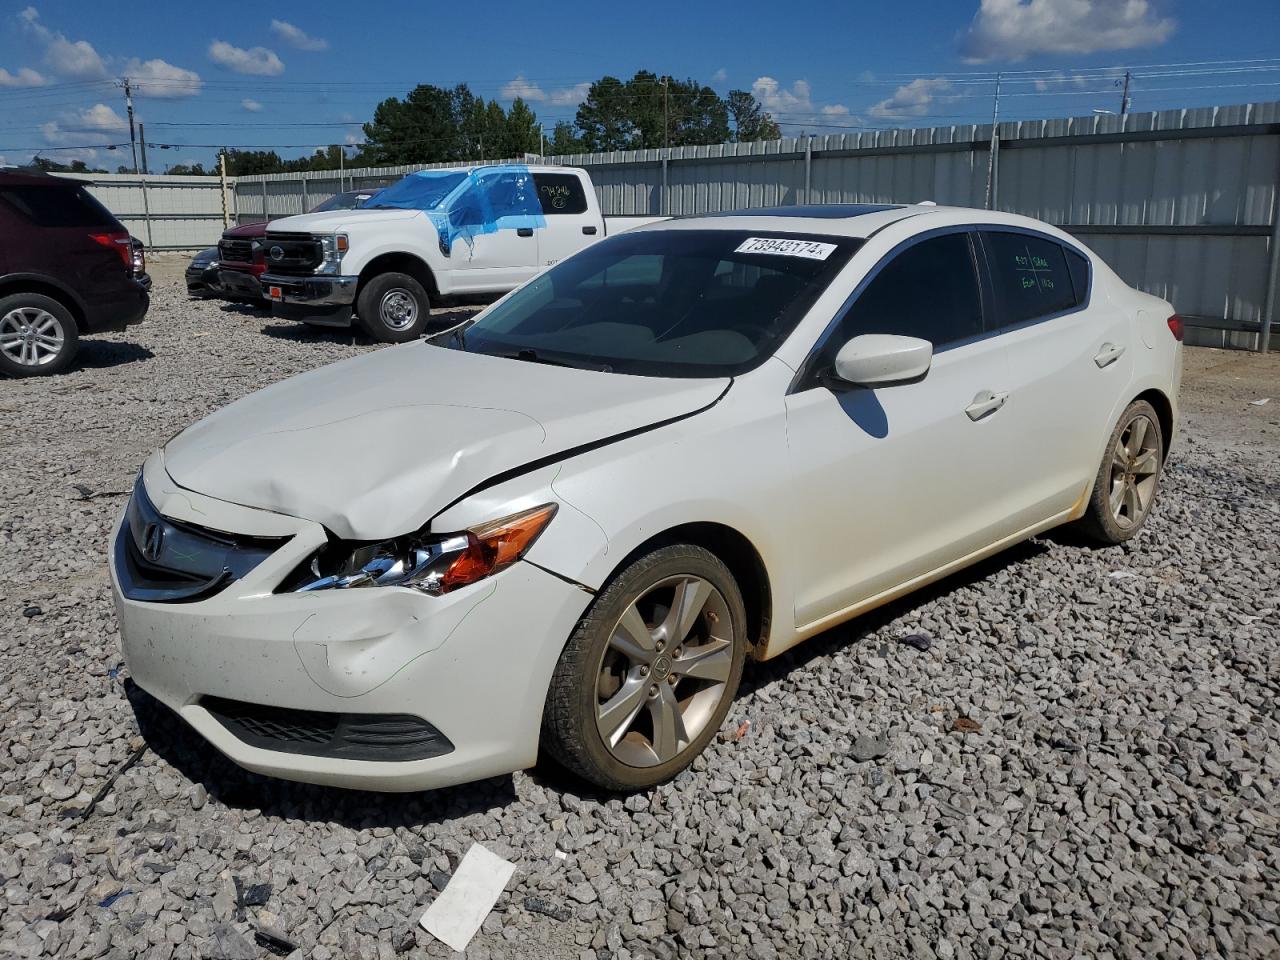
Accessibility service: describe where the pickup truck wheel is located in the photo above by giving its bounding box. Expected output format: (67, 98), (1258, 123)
(0, 293), (79, 378)
(356, 272), (430, 343)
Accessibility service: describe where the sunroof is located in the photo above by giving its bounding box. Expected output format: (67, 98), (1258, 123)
(698, 203), (903, 219)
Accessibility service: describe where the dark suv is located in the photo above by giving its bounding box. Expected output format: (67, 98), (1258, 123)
(0, 170), (150, 377)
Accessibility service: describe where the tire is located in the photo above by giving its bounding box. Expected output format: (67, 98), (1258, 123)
(0, 293), (79, 378)
(355, 272), (430, 343)
(1076, 399), (1165, 544)
(542, 544), (748, 791)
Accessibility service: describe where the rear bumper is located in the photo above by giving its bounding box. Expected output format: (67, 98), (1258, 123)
(262, 272), (358, 326)
(83, 279), (149, 332)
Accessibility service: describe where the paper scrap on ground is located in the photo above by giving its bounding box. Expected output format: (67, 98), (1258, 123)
(1249, 397), (1270, 406)
(420, 843), (516, 952)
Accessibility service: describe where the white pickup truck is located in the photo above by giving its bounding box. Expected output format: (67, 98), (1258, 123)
(259, 164), (660, 341)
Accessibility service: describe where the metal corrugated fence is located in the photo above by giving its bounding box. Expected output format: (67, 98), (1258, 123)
(61, 100), (1280, 350)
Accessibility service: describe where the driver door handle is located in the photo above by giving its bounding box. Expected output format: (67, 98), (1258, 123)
(965, 390), (1009, 421)
(516, 227), (535, 237)
(1094, 342), (1126, 368)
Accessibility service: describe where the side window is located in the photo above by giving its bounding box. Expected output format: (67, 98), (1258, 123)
(982, 231), (1078, 327)
(1065, 247), (1091, 305)
(532, 173), (588, 215)
(478, 171), (539, 221)
(831, 232), (983, 351)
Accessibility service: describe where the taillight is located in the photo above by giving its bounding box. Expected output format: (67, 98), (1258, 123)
(1167, 314), (1184, 342)
(89, 231), (132, 271)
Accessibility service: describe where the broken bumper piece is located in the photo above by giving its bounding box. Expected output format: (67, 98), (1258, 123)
(110, 453), (592, 792)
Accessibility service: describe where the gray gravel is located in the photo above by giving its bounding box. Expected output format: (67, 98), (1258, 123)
(2, 261), (1279, 959)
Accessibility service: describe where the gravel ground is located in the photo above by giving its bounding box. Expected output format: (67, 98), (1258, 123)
(2, 258), (1278, 959)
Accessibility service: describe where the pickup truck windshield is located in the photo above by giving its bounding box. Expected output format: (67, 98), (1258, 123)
(441, 229), (860, 377)
(363, 171), (466, 211)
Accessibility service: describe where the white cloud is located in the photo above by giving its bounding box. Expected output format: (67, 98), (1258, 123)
(1032, 70), (1096, 91)
(344, 132), (363, 146)
(960, 0), (1175, 62)
(711, 67), (727, 84)
(41, 103), (128, 148)
(751, 76), (850, 127)
(0, 66), (46, 87)
(241, 98), (263, 112)
(123, 57), (202, 98)
(868, 78), (954, 119)
(73, 103), (128, 132)
(20, 6), (106, 79)
(208, 40), (284, 76)
(270, 20), (328, 51)
(500, 75), (590, 107)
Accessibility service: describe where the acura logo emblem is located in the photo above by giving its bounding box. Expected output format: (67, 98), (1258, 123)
(269, 245), (284, 261)
(141, 522), (165, 562)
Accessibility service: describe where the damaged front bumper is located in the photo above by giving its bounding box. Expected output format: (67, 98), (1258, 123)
(109, 453), (592, 792)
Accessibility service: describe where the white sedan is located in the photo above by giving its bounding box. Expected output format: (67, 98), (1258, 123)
(111, 204), (1182, 792)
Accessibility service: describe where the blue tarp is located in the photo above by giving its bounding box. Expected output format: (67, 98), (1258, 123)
(366, 165), (546, 256)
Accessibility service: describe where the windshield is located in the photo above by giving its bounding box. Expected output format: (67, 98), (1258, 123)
(436, 229), (860, 377)
(311, 189), (381, 212)
(363, 171), (467, 211)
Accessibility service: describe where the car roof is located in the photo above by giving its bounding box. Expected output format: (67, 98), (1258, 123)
(0, 169), (79, 188)
(646, 203), (1072, 240)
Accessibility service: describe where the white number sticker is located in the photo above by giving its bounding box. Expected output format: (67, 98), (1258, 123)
(734, 237), (837, 260)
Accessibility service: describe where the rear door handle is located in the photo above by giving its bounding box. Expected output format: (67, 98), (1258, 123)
(582, 225), (598, 236)
(516, 227), (534, 237)
(965, 390), (1009, 421)
(1094, 342), (1126, 368)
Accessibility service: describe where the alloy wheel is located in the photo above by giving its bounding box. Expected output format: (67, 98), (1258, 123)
(1108, 414), (1160, 528)
(378, 289), (419, 331)
(593, 575), (735, 767)
(0, 307), (65, 367)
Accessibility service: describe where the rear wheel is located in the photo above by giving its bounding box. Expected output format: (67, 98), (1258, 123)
(0, 293), (79, 378)
(355, 272), (430, 343)
(1077, 399), (1165, 544)
(543, 544), (747, 791)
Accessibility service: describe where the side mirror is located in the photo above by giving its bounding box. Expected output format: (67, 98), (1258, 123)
(831, 334), (933, 386)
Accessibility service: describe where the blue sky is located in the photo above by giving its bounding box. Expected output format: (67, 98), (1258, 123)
(2, 0), (1279, 171)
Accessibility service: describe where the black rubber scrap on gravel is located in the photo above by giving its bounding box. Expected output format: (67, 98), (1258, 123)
(524, 895), (573, 922)
(253, 926), (297, 957)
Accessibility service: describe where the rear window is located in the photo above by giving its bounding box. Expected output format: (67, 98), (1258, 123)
(532, 173), (588, 215)
(982, 231), (1079, 327)
(0, 184), (118, 228)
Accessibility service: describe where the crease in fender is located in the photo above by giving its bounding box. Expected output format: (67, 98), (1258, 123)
(550, 463), (610, 559)
(288, 582), (498, 699)
(431, 379), (734, 521)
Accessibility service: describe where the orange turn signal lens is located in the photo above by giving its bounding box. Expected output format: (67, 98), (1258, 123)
(440, 504), (558, 593)
(335, 234), (349, 253)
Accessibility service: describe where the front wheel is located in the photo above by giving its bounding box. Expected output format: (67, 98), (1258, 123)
(542, 544), (747, 791)
(1077, 399), (1165, 544)
(355, 272), (430, 343)
(0, 293), (79, 378)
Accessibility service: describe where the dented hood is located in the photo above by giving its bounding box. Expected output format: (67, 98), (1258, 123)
(163, 342), (727, 540)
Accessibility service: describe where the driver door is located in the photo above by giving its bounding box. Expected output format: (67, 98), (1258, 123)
(443, 170), (541, 293)
(784, 230), (1020, 628)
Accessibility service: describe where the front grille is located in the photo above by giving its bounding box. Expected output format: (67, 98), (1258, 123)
(218, 238), (254, 263)
(202, 697), (454, 762)
(114, 478), (289, 603)
(261, 232), (323, 275)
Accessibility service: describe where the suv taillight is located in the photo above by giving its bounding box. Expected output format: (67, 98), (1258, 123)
(1167, 314), (1184, 342)
(90, 231), (133, 271)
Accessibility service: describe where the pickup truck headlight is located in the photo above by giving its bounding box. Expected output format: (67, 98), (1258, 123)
(315, 233), (349, 275)
(287, 504), (557, 595)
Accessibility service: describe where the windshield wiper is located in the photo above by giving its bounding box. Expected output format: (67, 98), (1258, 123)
(502, 349), (612, 373)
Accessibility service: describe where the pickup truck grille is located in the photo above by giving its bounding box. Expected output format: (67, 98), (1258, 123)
(217, 238), (254, 264)
(261, 232), (323, 275)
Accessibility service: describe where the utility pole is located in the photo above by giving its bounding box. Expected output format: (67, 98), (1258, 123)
(121, 77), (139, 175)
(219, 150), (231, 227)
(338, 144), (344, 192)
(539, 124), (545, 157)
(984, 72), (1002, 210)
(662, 77), (670, 149)
(1120, 70), (1132, 115)
(138, 122), (148, 175)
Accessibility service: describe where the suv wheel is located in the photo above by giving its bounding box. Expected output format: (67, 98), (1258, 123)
(542, 544), (748, 791)
(0, 293), (79, 377)
(356, 272), (430, 343)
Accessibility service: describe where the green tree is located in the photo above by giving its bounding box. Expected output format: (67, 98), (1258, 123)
(216, 149), (286, 176)
(546, 120), (584, 155)
(574, 71), (729, 151)
(32, 157), (106, 174)
(165, 162), (209, 175)
(505, 98), (541, 157)
(727, 89), (781, 142)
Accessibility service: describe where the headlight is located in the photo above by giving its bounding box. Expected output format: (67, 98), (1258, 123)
(287, 504), (557, 595)
(315, 234), (348, 275)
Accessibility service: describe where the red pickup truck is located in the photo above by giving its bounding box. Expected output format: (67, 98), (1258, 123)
(214, 188), (381, 303)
